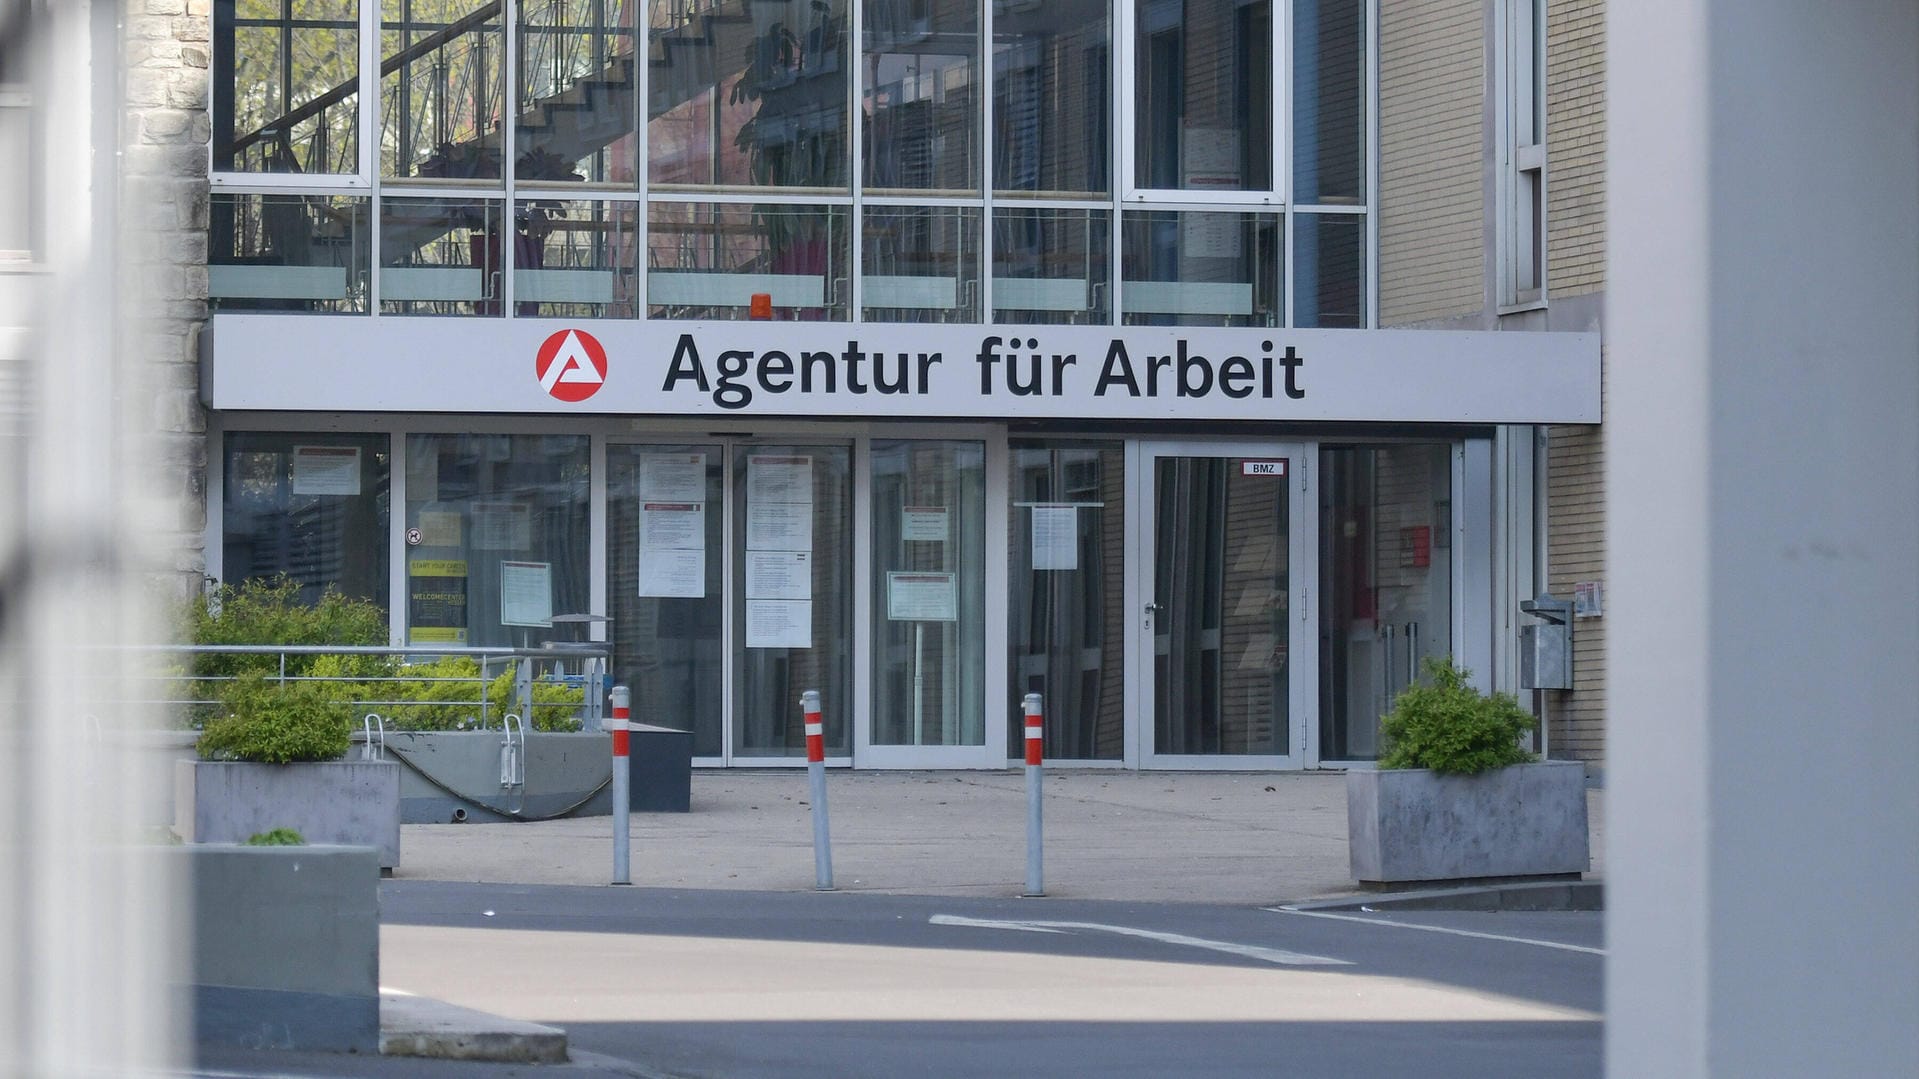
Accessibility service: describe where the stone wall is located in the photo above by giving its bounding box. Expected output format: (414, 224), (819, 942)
(123, 0), (212, 598)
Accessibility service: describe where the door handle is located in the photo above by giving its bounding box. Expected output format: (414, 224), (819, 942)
(1144, 602), (1164, 615)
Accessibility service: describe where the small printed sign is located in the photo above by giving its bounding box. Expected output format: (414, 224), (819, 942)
(1240, 459), (1287, 477)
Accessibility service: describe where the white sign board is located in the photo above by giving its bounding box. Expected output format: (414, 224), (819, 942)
(291, 445), (361, 495)
(472, 501), (532, 551)
(887, 572), (958, 622)
(1241, 459), (1287, 477)
(499, 561), (552, 627)
(639, 452), (707, 501)
(208, 317), (1604, 425)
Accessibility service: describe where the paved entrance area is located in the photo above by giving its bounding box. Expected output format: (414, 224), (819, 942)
(398, 770), (1606, 905)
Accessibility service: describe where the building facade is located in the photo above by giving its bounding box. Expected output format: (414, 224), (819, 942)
(146, 0), (1603, 770)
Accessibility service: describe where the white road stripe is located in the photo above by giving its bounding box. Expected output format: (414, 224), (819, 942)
(1267, 907), (1606, 955)
(930, 913), (1350, 966)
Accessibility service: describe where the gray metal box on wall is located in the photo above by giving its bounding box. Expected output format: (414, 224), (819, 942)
(1520, 594), (1574, 690)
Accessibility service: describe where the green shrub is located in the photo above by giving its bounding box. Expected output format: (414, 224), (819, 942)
(177, 578), (387, 725)
(197, 671), (353, 764)
(245, 828), (307, 846)
(1378, 656), (1537, 775)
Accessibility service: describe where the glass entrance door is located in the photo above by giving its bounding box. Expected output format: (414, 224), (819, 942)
(1138, 442), (1311, 768)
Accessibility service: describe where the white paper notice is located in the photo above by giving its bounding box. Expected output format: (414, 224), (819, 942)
(291, 445), (361, 496)
(886, 572), (958, 622)
(900, 506), (949, 543)
(1031, 506), (1078, 570)
(747, 499), (813, 552)
(639, 502), (705, 551)
(640, 453), (707, 502)
(472, 502), (532, 551)
(416, 508), (463, 548)
(499, 561), (553, 627)
(638, 549), (704, 598)
(746, 550), (812, 600)
(746, 599), (812, 648)
(747, 455), (813, 503)
(638, 502), (705, 598)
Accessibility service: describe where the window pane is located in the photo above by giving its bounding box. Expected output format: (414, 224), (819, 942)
(380, 197), (505, 315)
(863, 205), (980, 323)
(647, 202), (851, 320)
(1008, 442), (1125, 760)
(992, 207), (1110, 325)
(647, 0), (851, 191)
(1319, 443), (1453, 760)
(871, 440), (986, 747)
(223, 432), (390, 607)
(382, 0), (505, 183)
(1293, 211), (1365, 327)
(403, 434), (590, 648)
(863, 0), (980, 193)
(214, 0), (361, 174)
(609, 445), (724, 757)
(514, 199), (640, 318)
(210, 193), (371, 313)
(517, 0), (638, 186)
(1293, 0), (1366, 204)
(1121, 210), (1279, 327)
(734, 446), (854, 757)
(993, 0), (1109, 196)
(1133, 0), (1271, 192)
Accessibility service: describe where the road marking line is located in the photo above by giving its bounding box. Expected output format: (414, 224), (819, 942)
(1266, 907), (1606, 955)
(930, 913), (1351, 966)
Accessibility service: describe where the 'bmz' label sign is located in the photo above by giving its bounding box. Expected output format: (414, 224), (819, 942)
(1241, 460), (1287, 477)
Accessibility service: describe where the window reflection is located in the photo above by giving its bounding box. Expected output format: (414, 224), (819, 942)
(214, 0), (362, 175)
(992, 0), (1109, 196)
(992, 208), (1110, 325)
(648, 202), (851, 320)
(1134, 0), (1273, 192)
(648, 0), (851, 191)
(863, 0), (980, 194)
(863, 205), (981, 323)
(1121, 210), (1280, 327)
(382, 0), (506, 184)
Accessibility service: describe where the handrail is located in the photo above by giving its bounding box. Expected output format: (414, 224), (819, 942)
(227, 0), (506, 157)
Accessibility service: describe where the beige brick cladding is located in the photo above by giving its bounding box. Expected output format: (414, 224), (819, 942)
(123, 0), (212, 596)
(1547, 0), (1605, 296)
(1379, 0), (1485, 326)
(1538, 2), (1607, 768)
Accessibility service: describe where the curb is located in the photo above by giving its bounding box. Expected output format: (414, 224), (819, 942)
(379, 991), (569, 1064)
(1283, 879), (1604, 913)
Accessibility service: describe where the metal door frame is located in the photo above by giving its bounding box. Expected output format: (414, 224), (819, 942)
(1131, 439), (1316, 771)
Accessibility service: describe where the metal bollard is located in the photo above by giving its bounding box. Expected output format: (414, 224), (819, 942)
(608, 685), (631, 886)
(802, 689), (834, 890)
(1022, 692), (1045, 897)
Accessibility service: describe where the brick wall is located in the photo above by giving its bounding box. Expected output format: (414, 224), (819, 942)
(1541, 0), (1607, 767)
(1547, 0), (1605, 296)
(1379, 0), (1485, 325)
(123, 0), (212, 597)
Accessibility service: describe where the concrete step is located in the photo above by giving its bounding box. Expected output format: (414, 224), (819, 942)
(379, 990), (569, 1064)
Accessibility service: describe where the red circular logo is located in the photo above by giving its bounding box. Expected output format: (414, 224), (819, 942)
(535, 329), (608, 402)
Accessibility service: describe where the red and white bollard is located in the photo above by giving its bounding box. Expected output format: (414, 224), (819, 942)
(608, 684), (631, 885)
(1022, 692), (1045, 897)
(802, 689), (834, 890)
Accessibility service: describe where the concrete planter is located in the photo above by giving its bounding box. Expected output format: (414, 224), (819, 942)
(176, 759), (401, 871)
(385, 726), (692, 823)
(175, 844), (381, 1052)
(1347, 760), (1589, 884)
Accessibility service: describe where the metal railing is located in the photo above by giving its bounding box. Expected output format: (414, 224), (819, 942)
(118, 643), (608, 732)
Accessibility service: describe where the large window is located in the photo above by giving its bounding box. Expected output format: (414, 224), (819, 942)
(223, 432), (391, 606)
(403, 434), (590, 647)
(209, 1), (1371, 326)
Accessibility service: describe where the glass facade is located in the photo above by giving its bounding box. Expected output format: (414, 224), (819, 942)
(402, 434), (590, 647)
(222, 432), (390, 605)
(209, 1), (1372, 326)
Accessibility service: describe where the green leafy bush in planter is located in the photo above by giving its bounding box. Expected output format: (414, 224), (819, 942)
(246, 828), (307, 846)
(1378, 656), (1537, 775)
(176, 578), (387, 724)
(197, 671), (353, 764)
